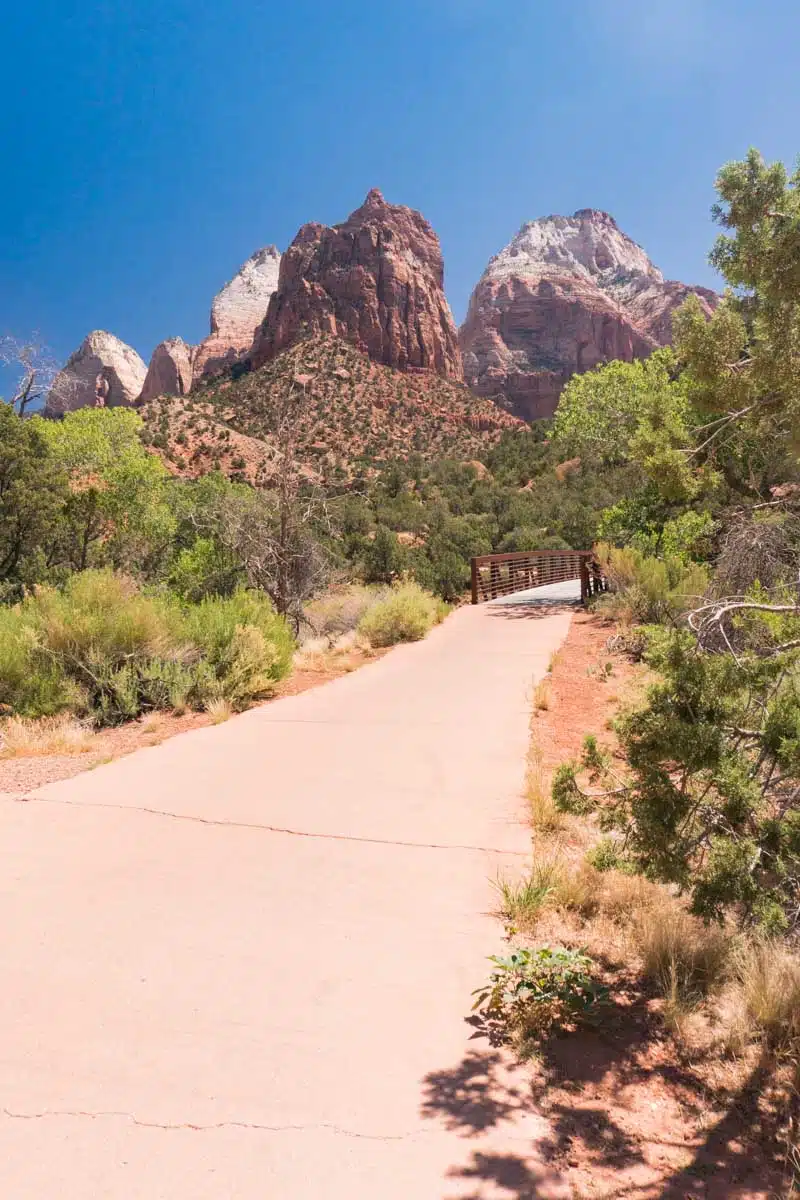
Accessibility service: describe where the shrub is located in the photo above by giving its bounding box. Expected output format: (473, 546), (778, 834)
(357, 582), (448, 648)
(472, 947), (606, 1041)
(593, 541), (709, 625)
(303, 584), (384, 644)
(0, 570), (293, 725)
(182, 589), (295, 709)
(0, 605), (75, 717)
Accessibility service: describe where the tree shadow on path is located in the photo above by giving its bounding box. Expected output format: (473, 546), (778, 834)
(484, 602), (579, 622)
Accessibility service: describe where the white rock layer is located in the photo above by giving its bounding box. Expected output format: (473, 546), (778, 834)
(46, 330), (147, 416)
(484, 209), (662, 292)
(193, 246), (281, 381)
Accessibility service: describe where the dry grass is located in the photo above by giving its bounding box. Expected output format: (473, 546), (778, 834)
(533, 678), (551, 711)
(293, 631), (368, 672)
(206, 698), (234, 725)
(140, 712), (170, 739)
(631, 899), (729, 1005)
(0, 714), (96, 758)
(729, 938), (800, 1051)
(526, 745), (564, 833)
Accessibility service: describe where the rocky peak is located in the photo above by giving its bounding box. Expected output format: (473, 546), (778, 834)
(193, 246), (282, 382)
(488, 209), (662, 290)
(363, 187), (387, 207)
(460, 209), (717, 421)
(251, 191), (462, 379)
(46, 330), (147, 416)
(139, 337), (195, 403)
(208, 245), (281, 336)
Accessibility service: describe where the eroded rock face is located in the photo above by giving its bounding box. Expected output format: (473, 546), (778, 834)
(46, 330), (147, 416)
(252, 189), (463, 380)
(460, 209), (717, 420)
(139, 337), (195, 402)
(193, 246), (281, 382)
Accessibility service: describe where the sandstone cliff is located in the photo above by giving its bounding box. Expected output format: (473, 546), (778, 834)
(46, 331), (147, 416)
(192, 246), (281, 382)
(460, 209), (717, 420)
(251, 190), (462, 380)
(139, 337), (195, 403)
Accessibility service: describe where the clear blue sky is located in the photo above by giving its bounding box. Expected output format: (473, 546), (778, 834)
(3, 0), (800, 368)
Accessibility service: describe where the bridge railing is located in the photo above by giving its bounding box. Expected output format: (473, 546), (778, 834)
(470, 550), (607, 605)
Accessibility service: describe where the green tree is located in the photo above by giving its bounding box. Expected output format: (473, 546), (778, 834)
(555, 620), (800, 934)
(38, 408), (176, 573)
(0, 405), (67, 596)
(673, 149), (800, 485)
(554, 349), (692, 489)
(362, 525), (406, 584)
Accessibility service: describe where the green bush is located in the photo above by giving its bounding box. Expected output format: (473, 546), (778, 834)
(357, 581), (448, 647)
(471, 946), (606, 1041)
(0, 570), (294, 725)
(594, 541), (708, 624)
(183, 589), (294, 708)
(0, 605), (77, 717)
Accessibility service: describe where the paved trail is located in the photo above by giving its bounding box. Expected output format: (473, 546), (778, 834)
(0, 601), (574, 1198)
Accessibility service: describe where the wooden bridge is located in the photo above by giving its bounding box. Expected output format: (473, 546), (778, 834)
(470, 549), (606, 605)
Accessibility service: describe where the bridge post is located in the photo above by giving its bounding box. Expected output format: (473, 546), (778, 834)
(470, 558), (479, 605)
(580, 558), (590, 604)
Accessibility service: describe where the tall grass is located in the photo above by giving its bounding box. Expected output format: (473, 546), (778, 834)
(494, 858), (565, 933)
(526, 747), (563, 833)
(730, 938), (800, 1051)
(631, 901), (729, 1005)
(0, 714), (95, 758)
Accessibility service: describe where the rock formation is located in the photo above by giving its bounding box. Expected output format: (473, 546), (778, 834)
(192, 246), (281, 382)
(139, 337), (195, 403)
(46, 330), (147, 416)
(460, 209), (717, 420)
(251, 189), (463, 380)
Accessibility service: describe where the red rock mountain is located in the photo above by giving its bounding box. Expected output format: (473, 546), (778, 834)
(251, 190), (463, 380)
(459, 209), (717, 420)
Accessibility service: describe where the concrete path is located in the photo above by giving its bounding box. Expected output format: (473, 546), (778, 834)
(0, 601), (574, 1198)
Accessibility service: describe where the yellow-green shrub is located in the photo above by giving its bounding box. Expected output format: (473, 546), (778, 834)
(357, 582), (448, 647)
(594, 541), (708, 624)
(0, 570), (294, 725)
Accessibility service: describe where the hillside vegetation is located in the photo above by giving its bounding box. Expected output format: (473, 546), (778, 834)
(180, 333), (521, 481)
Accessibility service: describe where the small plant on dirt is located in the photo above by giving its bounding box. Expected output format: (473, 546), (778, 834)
(533, 678), (550, 711)
(472, 946), (606, 1042)
(494, 858), (564, 933)
(206, 698), (234, 725)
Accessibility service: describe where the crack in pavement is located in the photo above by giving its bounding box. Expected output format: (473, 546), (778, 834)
(1, 1107), (433, 1140)
(12, 795), (530, 857)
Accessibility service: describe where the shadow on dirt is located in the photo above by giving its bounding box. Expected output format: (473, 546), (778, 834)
(421, 992), (790, 1198)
